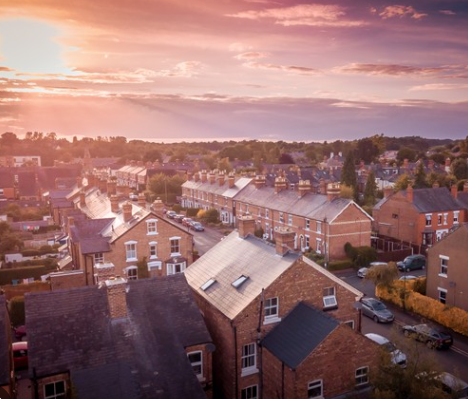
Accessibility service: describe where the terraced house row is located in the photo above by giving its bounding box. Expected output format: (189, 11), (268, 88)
(182, 170), (372, 260)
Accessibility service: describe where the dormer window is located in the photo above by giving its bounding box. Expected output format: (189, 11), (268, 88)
(232, 275), (248, 289)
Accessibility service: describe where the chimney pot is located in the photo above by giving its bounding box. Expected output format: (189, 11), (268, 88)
(122, 202), (133, 222)
(110, 195), (119, 213)
(275, 228), (295, 256)
(238, 214), (256, 238)
(326, 183), (340, 201)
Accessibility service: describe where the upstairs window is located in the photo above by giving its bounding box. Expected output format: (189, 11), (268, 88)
(265, 209), (270, 219)
(316, 221), (322, 234)
(167, 262), (186, 275)
(149, 242), (158, 259)
(125, 241), (137, 261)
(279, 212), (284, 223)
(187, 351), (203, 380)
(323, 287), (337, 309)
(241, 385), (258, 399)
(93, 253), (104, 265)
(126, 266), (138, 280)
(454, 211), (460, 224)
(264, 297), (279, 319)
(355, 366), (369, 386)
(170, 237), (181, 255)
(307, 380), (323, 399)
(425, 214), (432, 226)
(443, 213), (448, 225)
(241, 343), (257, 373)
(437, 214), (442, 225)
(146, 219), (158, 235)
(305, 219), (310, 230)
(288, 214), (293, 226)
(440, 256), (448, 275)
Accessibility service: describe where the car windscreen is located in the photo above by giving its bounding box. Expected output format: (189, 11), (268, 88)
(372, 302), (387, 311)
(382, 342), (397, 352)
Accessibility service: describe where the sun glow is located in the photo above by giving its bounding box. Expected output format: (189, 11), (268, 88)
(0, 18), (74, 76)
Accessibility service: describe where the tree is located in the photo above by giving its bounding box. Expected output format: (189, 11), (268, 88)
(451, 158), (468, 180)
(341, 152), (358, 200)
(393, 174), (411, 192)
(414, 162), (428, 189)
(217, 157), (233, 173)
(340, 185), (354, 199)
(365, 262), (399, 287)
(0, 132), (18, 146)
(356, 138), (379, 163)
(364, 170), (378, 206)
(397, 148), (417, 163)
(143, 149), (163, 162)
(279, 153), (294, 164)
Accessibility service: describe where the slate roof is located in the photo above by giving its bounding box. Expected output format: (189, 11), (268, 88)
(25, 274), (211, 399)
(36, 166), (81, 190)
(69, 218), (114, 254)
(17, 171), (37, 197)
(0, 169), (14, 188)
(184, 231), (300, 320)
(0, 296), (10, 386)
(261, 302), (339, 369)
(182, 176), (252, 198)
(405, 187), (463, 213)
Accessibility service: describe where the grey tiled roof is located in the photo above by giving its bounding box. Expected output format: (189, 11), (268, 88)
(182, 176), (252, 198)
(406, 187), (463, 213)
(0, 296), (10, 386)
(17, 171), (37, 197)
(185, 231), (300, 320)
(262, 302), (339, 369)
(25, 274), (211, 399)
(70, 218), (114, 254)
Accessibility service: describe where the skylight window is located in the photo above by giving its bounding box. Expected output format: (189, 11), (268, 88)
(201, 278), (216, 291)
(232, 275), (249, 289)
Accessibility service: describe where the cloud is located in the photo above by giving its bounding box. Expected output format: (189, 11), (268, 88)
(227, 4), (366, 27)
(243, 61), (321, 75)
(439, 10), (456, 16)
(229, 42), (253, 52)
(0, 66), (14, 72)
(234, 52), (268, 60)
(334, 63), (442, 76)
(379, 5), (428, 20)
(409, 83), (468, 91)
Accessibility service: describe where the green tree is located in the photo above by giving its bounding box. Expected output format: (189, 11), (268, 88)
(217, 157), (233, 173)
(365, 262), (399, 287)
(414, 162), (428, 189)
(340, 185), (354, 199)
(356, 137), (379, 163)
(397, 148), (417, 163)
(364, 170), (378, 206)
(451, 158), (468, 180)
(394, 174), (411, 192)
(8, 296), (25, 327)
(341, 152), (358, 200)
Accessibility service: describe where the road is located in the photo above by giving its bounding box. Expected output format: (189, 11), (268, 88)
(338, 269), (468, 381)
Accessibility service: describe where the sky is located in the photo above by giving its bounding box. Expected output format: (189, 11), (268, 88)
(0, 0), (467, 143)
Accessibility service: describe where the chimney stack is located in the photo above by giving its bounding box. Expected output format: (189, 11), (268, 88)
(110, 195), (119, 213)
(76, 176), (82, 188)
(298, 180), (311, 198)
(94, 262), (116, 285)
(407, 185), (414, 203)
(187, 171), (193, 181)
(218, 171), (225, 186)
(326, 183), (340, 201)
(254, 175), (266, 189)
(107, 180), (117, 196)
(319, 179), (326, 194)
(275, 228), (295, 256)
(194, 172), (200, 182)
(274, 177), (287, 194)
(122, 202), (133, 223)
(228, 173), (235, 188)
(238, 213), (256, 238)
(451, 184), (458, 199)
(104, 277), (128, 319)
(98, 178), (107, 193)
(151, 197), (165, 215)
(209, 171), (216, 184)
(79, 191), (86, 207)
(138, 193), (146, 208)
(201, 170), (207, 183)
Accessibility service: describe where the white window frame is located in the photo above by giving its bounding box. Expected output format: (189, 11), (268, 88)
(288, 214), (293, 226)
(437, 214), (442, 226)
(439, 255), (449, 277)
(125, 266), (138, 280)
(149, 241), (158, 259)
(305, 219), (310, 230)
(279, 212), (284, 223)
(454, 211), (460, 224)
(44, 380), (66, 399)
(265, 209), (270, 219)
(344, 320), (355, 330)
(443, 213), (448, 225)
(305, 235), (310, 250)
(438, 287), (447, 304)
(425, 213), (432, 226)
(167, 262), (186, 275)
(147, 261), (162, 271)
(241, 385), (258, 399)
(316, 238), (322, 254)
(124, 240), (137, 262)
(93, 252), (104, 265)
(307, 379), (323, 399)
(146, 218), (158, 235)
(323, 287), (337, 309)
(264, 297), (280, 324)
(355, 366), (369, 386)
(316, 221), (322, 234)
(170, 236), (181, 256)
(187, 351), (204, 381)
(241, 343), (258, 376)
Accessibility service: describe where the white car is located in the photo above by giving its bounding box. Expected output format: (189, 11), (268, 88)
(399, 275), (418, 281)
(365, 333), (407, 367)
(357, 267), (368, 278)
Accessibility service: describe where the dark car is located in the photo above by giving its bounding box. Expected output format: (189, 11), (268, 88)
(191, 222), (205, 231)
(361, 298), (394, 323)
(397, 255), (426, 272)
(402, 323), (453, 349)
(166, 211), (177, 219)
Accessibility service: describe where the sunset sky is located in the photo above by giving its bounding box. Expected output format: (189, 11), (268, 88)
(0, 0), (467, 142)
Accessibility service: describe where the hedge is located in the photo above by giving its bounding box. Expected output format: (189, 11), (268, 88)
(8, 296), (25, 327)
(185, 208), (199, 217)
(327, 260), (354, 271)
(0, 265), (55, 286)
(376, 279), (468, 337)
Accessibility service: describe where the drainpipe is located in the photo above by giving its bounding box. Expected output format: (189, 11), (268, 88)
(232, 322), (238, 399)
(257, 289), (264, 399)
(281, 362), (285, 399)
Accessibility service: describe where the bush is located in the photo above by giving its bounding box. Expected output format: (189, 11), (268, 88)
(21, 249), (40, 257)
(306, 252), (325, 266)
(186, 208), (199, 217)
(8, 296), (25, 327)
(172, 204), (182, 213)
(327, 260), (354, 271)
(344, 242), (377, 268)
(200, 208), (219, 224)
(0, 266), (54, 286)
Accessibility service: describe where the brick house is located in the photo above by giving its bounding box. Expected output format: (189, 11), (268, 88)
(0, 296), (15, 398)
(68, 187), (193, 285)
(373, 185), (466, 249)
(0, 168), (15, 199)
(25, 271), (214, 399)
(185, 215), (376, 399)
(426, 224), (468, 312)
(182, 171), (372, 260)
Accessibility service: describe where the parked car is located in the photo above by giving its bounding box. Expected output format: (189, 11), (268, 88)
(182, 217), (193, 227)
(365, 333), (407, 367)
(357, 262), (388, 279)
(402, 323), (453, 349)
(191, 222), (205, 231)
(397, 254), (426, 272)
(166, 211), (177, 219)
(13, 325), (26, 340)
(173, 214), (184, 223)
(12, 341), (28, 370)
(399, 275), (418, 281)
(437, 372), (468, 398)
(361, 297), (395, 323)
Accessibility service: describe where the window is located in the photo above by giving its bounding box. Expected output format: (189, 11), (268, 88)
(316, 221), (322, 234)
(344, 320), (355, 330)
(201, 278), (216, 291)
(93, 253), (104, 265)
(440, 256), (448, 276)
(146, 219), (158, 235)
(305, 235), (310, 249)
(126, 266), (138, 280)
(147, 261), (162, 271)
(265, 209), (270, 219)
(443, 213), (448, 225)
(241, 343), (257, 374)
(167, 262), (186, 275)
(125, 241), (137, 261)
(188, 351), (203, 380)
(305, 219), (310, 230)
(316, 238), (322, 254)
(232, 275), (249, 288)
(288, 214), (293, 226)
(264, 297), (279, 320)
(215, 195), (218, 204)
(149, 242), (158, 259)
(44, 381), (66, 399)
(355, 367), (369, 386)
(425, 214), (432, 226)
(323, 287), (337, 309)
(454, 211), (460, 224)
(279, 212), (284, 223)
(170, 237), (181, 255)
(438, 288), (447, 304)
(307, 380), (323, 398)
(438, 214), (442, 225)
(241, 385), (258, 399)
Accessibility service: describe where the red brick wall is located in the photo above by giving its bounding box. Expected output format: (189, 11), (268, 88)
(50, 272), (86, 291)
(37, 373), (69, 399)
(185, 343), (214, 399)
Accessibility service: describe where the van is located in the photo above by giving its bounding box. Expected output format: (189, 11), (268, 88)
(397, 255), (426, 272)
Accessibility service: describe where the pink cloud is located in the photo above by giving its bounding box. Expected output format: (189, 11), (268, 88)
(379, 5), (428, 20)
(234, 52), (268, 60)
(439, 10), (456, 16)
(335, 63), (442, 76)
(244, 61), (320, 75)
